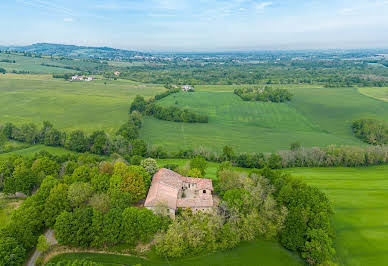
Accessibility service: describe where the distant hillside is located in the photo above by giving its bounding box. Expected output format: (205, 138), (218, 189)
(2, 43), (148, 60)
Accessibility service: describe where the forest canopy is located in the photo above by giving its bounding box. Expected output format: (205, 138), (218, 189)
(234, 87), (293, 102)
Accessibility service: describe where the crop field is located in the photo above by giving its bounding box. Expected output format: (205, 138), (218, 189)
(141, 85), (388, 152)
(156, 160), (388, 265)
(287, 165), (388, 266)
(0, 144), (76, 159)
(358, 87), (388, 102)
(0, 53), (77, 74)
(47, 240), (302, 266)
(0, 74), (164, 134)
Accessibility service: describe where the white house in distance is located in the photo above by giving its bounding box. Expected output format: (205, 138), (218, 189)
(181, 85), (194, 92)
(71, 75), (94, 81)
(144, 168), (213, 218)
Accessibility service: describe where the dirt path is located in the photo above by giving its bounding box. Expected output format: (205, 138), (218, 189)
(26, 229), (57, 266)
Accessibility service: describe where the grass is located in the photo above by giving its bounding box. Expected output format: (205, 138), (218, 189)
(47, 240), (303, 266)
(0, 53), (75, 74)
(358, 87), (388, 103)
(0, 74), (165, 134)
(0, 198), (24, 229)
(0, 144), (76, 158)
(286, 165), (388, 266)
(141, 86), (388, 152)
(158, 159), (388, 265)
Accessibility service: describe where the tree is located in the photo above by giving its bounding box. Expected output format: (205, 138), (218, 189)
(189, 155), (207, 177)
(222, 145), (235, 161)
(0, 67), (6, 74)
(187, 168), (202, 178)
(43, 183), (71, 227)
(216, 161), (232, 177)
(54, 208), (94, 247)
(89, 193), (110, 213)
(91, 173), (110, 193)
(68, 182), (94, 207)
(131, 139), (147, 157)
(88, 130), (110, 155)
(65, 130), (87, 152)
(130, 95), (147, 113)
(36, 235), (49, 253)
(111, 162), (150, 202)
(0, 237), (25, 266)
(290, 141), (302, 151)
(31, 156), (60, 183)
(140, 158), (159, 176)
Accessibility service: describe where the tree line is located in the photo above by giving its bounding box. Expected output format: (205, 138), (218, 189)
(234, 87), (293, 102)
(0, 112), (145, 157)
(130, 94), (208, 123)
(352, 118), (388, 145)
(155, 166), (335, 265)
(0, 152), (168, 265)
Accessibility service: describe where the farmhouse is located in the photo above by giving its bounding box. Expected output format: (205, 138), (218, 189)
(181, 85), (194, 92)
(144, 168), (213, 218)
(71, 75), (94, 81)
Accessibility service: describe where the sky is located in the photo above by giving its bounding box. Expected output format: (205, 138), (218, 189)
(1, 0), (388, 51)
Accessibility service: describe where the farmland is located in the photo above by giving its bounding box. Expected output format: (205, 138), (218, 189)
(0, 74), (164, 134)
(158, 160), (388, 265)
(287, 165), (388, 266)
(47, 240), (302, 265)
(142, 85), (388, 152)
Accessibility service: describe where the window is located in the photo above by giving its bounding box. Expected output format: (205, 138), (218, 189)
(203, 190), (206, 193)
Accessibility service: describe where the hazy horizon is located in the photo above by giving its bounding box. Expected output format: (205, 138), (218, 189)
(1, 0), (388, 52)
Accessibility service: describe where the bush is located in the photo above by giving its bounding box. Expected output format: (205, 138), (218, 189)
(140, 158), (159, 176)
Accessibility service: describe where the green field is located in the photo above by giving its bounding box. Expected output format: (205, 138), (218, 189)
(0, 144), (76, 159)
(157, 160), (388, 265)
(359, 87), (388, 102)
(287, 165), (388, 266)
(47, 240), (302, 266)
(0, 74), (164, 134)
(1, 73), (388, 153)
(141, 85), (388, 152)
(0, 53), (76, 74)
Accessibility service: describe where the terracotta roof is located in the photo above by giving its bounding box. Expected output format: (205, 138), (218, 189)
(144, 168), (214, 210)
(144, 182), (179, 209)
(181, 176), (213, 191)
(177, 198), (213, 208)
(152, 168), (183, 189)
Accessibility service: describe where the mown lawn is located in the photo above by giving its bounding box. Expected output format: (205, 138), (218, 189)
(157, 159), (388, 265)
(142, 85), (388, 152)
(358, 87), (388, 103)
(47, 240), (303, 266)
(0, 74), (165, 134)
(286, 165), (388, 266)
(0, 144), (76, 159)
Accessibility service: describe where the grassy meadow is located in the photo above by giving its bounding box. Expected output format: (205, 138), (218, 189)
(159, 160), (388, 265)
(47, 240), (302, 266)
(0, 74), (164, 134)
(0, 53), (75, 74)
(358, 87), (388, 102)
(142, 85), (388, 152)
(287, 166), (388, 266)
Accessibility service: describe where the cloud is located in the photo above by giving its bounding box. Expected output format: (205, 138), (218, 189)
(255, 1), (272, 10)
(64, 18), (73, 22)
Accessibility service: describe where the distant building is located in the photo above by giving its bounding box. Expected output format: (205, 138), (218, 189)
(114, 71), (120, 76)
(181, 85), (194, 92)
(144, 168), (213, 219)
(71, 75), (94, 81)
